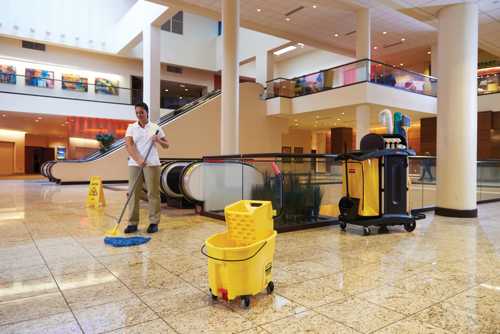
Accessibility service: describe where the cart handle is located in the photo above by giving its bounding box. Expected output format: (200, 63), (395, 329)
(201, 242), (267, 262)
(271, 162), (284, 220)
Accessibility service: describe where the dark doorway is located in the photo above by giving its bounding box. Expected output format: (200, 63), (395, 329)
(131, 76), (143, 105)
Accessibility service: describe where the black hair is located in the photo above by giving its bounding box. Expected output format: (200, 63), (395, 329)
(135, 102), (149, 112)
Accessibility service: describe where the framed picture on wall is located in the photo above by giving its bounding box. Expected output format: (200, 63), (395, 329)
(0, 65), (16, 84)
(25, 68), (54, 88)
(62, 73), (88, 92)
(282, 147), (291, 163)
(95, 78), (119, 95)
(294, 147), (303, 163)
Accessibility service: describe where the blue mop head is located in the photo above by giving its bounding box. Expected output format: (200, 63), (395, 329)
(104, 236), (151, 247)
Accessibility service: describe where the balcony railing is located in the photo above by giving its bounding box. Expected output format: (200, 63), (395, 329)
(265, 59), (438, 99)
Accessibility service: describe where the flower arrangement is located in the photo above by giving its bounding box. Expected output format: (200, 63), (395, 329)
(96, 131), (116, 153)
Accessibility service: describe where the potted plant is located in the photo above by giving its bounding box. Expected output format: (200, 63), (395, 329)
(96, 131), (116, 153)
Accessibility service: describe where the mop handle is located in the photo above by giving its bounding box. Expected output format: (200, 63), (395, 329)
(116, 130), (159, 225)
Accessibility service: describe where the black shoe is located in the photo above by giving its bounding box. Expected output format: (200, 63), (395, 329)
(147, 224), (158, 233)
(124, 225), (138, 233)
(418, 178), (423, 181)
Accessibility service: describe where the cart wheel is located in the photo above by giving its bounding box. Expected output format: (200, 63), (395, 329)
(378, 226), (389, 234)
(340, 222), (346, 230)
(363, 227), (371, 236)
(209, 288), (218, 300)
(404, 221), (416, 232)
(241, 295), (251, 309)
(266, 281), (274, 294)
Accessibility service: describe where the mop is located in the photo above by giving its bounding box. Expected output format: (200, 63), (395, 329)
(104, 130), (159, 247)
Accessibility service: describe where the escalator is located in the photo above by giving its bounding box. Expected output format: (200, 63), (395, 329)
(43, 89), (221, 183)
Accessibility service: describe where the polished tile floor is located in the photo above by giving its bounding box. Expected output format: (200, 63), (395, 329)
(1, 179), (500, 333)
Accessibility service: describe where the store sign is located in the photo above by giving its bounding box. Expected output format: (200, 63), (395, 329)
(478, 60), (498, 69)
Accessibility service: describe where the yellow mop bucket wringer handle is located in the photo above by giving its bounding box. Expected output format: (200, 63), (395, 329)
(201, 242), (267, 262)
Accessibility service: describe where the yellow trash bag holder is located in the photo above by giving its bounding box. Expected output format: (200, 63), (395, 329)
(202, 163), (284, 309)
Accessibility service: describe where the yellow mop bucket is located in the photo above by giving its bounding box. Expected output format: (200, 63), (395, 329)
(202, 163), (284, 309)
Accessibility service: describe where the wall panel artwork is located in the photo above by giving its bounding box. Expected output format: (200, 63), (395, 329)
(0, 65), (16, 84)
(25, 68), (54, 88)
(95, 78), (119, 95)
(62, 73), (88, 92)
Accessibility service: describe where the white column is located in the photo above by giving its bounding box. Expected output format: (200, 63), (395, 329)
(143, 24), (161, 123)
(356, 8), (370, 82)
(436, 3), (478, 217)
(256, 50), (274, 98)
(356, 104), (370, 149)
(431, 43), (438, 96)
(221, 0), (239, 154)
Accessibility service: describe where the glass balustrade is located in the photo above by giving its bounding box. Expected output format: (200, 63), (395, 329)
(201, 154), (500, 230)
(265, 59), (438, 99)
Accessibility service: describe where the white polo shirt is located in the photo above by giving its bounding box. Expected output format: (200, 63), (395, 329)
(125, 121), (165, 167)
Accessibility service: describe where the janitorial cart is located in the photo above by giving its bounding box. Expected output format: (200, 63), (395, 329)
(201, 163), (284, 308)
(335, 133), (425, 236)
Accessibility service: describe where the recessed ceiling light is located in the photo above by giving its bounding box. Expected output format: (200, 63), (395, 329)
(274, 46), (296, 55)
(314, 125), (316, 127)
(180, 97), (183, 99)
(180, 84), (185, 87)
(374, 47), (377, 49)
(315, 121), (318, 123)
(334, 123), (336, 125)
(165, 89), (168, 91)
(71, 119), (74, 121)
(286, 18), (290, 21)
(2, 115), (5, 117)
(335, 34), (338, 37)
(400, 63), (403, 66)
(402, 38), (405, 41)
(296, 123), (298, 126)
(342, 112), (344, 114)
(317, 116), (319, 118)
(313, 5), (317, 8)
(295, 119), (297, 121)
(185, 88), (188, 91)
(383, 31), (387, 34)
(66, 121), (68, 124)
(337, 118), (340, 120)
(39, 117), (42, 119)
(257, 8), (261, 11)
(35, 120), (38, 122)
(61, 124), (64, 126)
(428, 51), (431, 54)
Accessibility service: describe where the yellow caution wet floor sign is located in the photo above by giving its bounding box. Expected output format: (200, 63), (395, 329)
(86, 176), (106, 208)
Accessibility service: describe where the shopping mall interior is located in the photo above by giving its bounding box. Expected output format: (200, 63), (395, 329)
(1, 0), (500, 333)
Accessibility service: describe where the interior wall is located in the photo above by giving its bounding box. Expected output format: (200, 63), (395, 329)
(281, 129), (312, 154)
(0, 129), (25, 173)
(25, 134), (67, 160)
(276, 49), (354, 79)
(0, 142), (15, 175)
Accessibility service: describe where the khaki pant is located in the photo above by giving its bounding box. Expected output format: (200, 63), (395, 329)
(128, 165), (161, 226)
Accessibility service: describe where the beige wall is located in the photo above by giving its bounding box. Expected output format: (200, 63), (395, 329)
(282, 128), (312, 154)
(0, 129), (25, 173)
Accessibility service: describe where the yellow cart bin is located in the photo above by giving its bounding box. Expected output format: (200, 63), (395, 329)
(205, 230), (276, 301)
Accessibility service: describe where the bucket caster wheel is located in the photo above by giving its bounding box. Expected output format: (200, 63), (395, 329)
(267, 281), (274, 294)
(339, 222), (346, 230)
(363, 227), (371, 236)
(378, 226), (389, 234)
(404, 221), (416, 232)
(209, 288), (217, 300)
(241, 295), (250, 309)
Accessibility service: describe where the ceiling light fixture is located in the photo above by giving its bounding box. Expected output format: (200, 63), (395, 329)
(286, 18), (290, 21)
(257, 8), (261, 11)
(383, 31), (386, 34)
(296, 123), (298, 126)
(317, 116), (319, 118)
(39, 117), (42, 119)
(35, 120), (38, 122)
(165, 89), (168, 91)
(185, 88), (188, 91)
(374, 46), (377, 49)
(402, 38), (405, 41)
(342, 112), (344, 114)
(180, 84), (185, 87)
(337, 118), (340, 120)
(335, 34), (338, 37)
(313, 5), (317, 8)
(2, 115), (5, 117)
(400, 63), (403, 66)
(428, 51), (431, 54)
(274, 46), (296, 55)
(334, 123), (336, 125)
(180, 97), (183, 99)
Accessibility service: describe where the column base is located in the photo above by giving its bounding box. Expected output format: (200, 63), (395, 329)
(435, 207), (477, 218)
